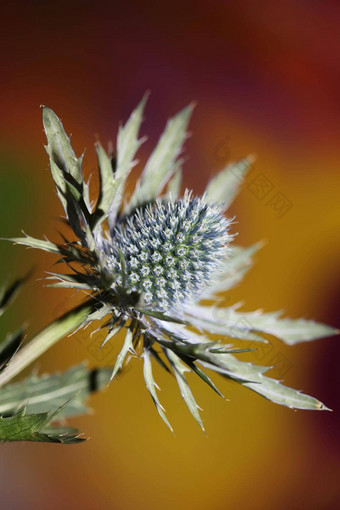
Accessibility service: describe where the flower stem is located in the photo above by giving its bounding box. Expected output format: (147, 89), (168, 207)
(0, 300), (93, 388)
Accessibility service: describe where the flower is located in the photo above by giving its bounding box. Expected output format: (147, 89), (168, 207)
(101, 192), (232, 312)
(9, 96), (336, 431)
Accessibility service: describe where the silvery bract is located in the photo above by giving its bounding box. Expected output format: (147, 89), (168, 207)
(9, 96), (337, 431)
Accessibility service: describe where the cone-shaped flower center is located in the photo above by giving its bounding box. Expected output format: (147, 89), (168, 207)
(105, 194), (231, 311)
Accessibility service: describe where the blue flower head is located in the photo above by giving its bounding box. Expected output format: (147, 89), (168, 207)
(103, 193), (232, 312)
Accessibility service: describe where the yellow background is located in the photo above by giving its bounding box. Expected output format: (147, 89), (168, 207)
(0, 1), (339, 509)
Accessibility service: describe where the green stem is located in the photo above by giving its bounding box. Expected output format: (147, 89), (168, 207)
(0, 300), (93, 389)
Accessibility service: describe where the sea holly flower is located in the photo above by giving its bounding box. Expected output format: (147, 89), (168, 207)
(6, 96), (337, 431)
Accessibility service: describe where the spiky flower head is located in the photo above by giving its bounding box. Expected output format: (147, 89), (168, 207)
(8, 96), (336, 431)
(104, 193), (231, 311)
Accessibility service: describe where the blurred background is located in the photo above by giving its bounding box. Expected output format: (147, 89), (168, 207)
(0, 1), (339, 509)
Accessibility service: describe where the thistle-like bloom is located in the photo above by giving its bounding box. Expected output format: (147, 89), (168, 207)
(103, 193), (231, 312)
(9, 97), (336, 431)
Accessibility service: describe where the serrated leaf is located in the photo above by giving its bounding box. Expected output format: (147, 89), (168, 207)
(154, 321), (260, 381)
(237, 313), (338, 345)
(127, 103), (194, 212)
(40, 426), (85, 444)
(109, 95), (148, 225)
(4, 234), (61, 254)
(143, 349), (173, 431)
(166, 349), (205, 431)
(163, 321), (329, 409)
(185, 311), (267, 343)
(42, 106), (83, 186)
(0, 410), (85, 444)
(187, 305), (338, 345)
(0, 364), (112, 418)
(42, 107), (94, 248)
(205, 155), (255, 211)
(200, 353), (329, 410)
(95, 142), (118, 220)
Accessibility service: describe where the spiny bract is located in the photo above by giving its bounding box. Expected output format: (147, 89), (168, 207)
(8, 96), (336, 432)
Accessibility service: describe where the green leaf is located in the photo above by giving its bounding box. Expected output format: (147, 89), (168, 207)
(205, 155), (255, 211)
(0, 364), (112, 418)
(166, 349), (205, 432)
(42, 106), (83, 187)
(143, 349), (173, 431)
(0, 410), (85, 444)
(127, 103), (194, 212)
(41, 107), (94, 248)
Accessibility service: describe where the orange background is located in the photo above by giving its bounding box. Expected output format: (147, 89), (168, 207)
(0, 1), (339, 509)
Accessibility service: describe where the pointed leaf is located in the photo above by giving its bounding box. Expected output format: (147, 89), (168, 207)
(42, 106), (83, 186)
(127, 104), (193, 212)
(186, 311), (267, 343)
(166, 349), (205, 432)
(199, 353), (329, 410)
(205, 155), (255, 211)
(4, 234), (60, 254)
(109, 95), (148, 224)
(110, 329), (133, 381)
(143, 349), (173, 431)
(95, 143), (118, 220)
(179, 356), (225, 398)
(0, 410), (85, 444)
(187, 305), (338, 345)
(0, 364), (112, 417)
